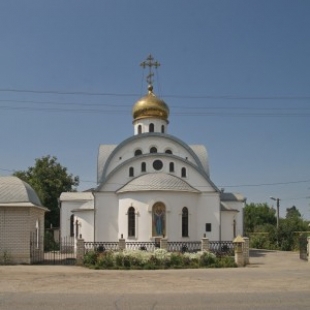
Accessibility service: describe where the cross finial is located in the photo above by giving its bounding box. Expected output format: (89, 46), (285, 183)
(140, 54), (160, 90)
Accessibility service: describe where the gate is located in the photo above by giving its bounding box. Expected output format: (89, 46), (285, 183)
(31, 234), (76, 265)
(299, 234), (308, 261)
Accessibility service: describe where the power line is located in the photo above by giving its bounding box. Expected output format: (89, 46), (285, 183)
(1, 87), (310, 100)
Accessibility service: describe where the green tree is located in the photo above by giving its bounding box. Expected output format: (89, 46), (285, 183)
(285, 206), (301, 219)
(244, 203), (276, 236)
(13, 155), (79, 228)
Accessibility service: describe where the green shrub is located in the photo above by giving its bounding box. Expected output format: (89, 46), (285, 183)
(199, 251), (216, 267)
(83, 249), (236, 270)
(83, 250), (98, 266)
(96, 251), (115, 269)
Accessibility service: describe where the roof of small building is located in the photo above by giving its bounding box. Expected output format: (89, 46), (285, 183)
(0, 176), (46, 209)
(220, 192), (246, 202)
(117, 173), (200, 193)
(220, 202), (240, 212)
(60, 192), (94, 201)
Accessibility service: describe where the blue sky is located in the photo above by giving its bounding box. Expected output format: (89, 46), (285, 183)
(1, 1), (309, 219)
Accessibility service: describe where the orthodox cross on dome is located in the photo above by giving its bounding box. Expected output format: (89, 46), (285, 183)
(140, 54), (160, 89)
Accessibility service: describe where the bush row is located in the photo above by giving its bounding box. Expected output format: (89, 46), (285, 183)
(83, 249), (236, 269)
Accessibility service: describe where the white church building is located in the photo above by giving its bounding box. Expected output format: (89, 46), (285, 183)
(60, 55), (245, 243)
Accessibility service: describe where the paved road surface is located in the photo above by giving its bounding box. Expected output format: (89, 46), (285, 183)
(0, 250), (309, 309)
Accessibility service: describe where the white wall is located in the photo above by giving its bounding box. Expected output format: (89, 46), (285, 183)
(117, 191), (221, 242)
(95, 192), (119, 241)
(60, 199), (94, 239)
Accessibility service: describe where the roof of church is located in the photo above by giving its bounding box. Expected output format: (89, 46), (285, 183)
(116, 173), (200, 193)
(220, 192), (246, 202)
(0, 176), (46, 209)
(97, 134), (211, 184)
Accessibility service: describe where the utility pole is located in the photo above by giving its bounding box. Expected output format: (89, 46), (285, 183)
(270, 197), (280, 229)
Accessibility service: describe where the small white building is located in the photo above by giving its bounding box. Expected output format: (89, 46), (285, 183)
(60, 57), (245, 243)
(0, 176), (47, 264)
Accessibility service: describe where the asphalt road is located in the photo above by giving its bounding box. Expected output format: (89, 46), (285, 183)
(0, 250), (309, 309)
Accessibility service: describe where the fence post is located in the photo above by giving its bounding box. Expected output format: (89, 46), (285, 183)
(233, 235), (245, 267)
(76, 239), (85, 265)
(160, 238), (168, 251)
(119, 238), (126, 251)
(201, 237), (210, 251)
(243, 237), (250, 265)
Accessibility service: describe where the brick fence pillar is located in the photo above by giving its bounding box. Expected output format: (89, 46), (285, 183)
(160, 238), (168, 251)
(119, 238), (126, 251)
(201, 238), (210, 251)
(76, 239), (85, 265)
(243, 237), (250, 265)
(233, 235), (245, 267)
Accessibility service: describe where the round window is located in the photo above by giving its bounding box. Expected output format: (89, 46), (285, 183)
(153, 160), (163, 171)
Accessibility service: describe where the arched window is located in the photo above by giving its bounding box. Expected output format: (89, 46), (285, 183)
(182, 207), (189, 237)
(129, 167), (134, 177)
(150, 147), (157, 153)
(35, 219), (39, 248)
(70, 214), (74, 237)
(149, 123), (154, 132)
(165, 149), (172, 154)
(161, 125), (165, 133)
(141, 162), (146, 172)
(138, 125), (142, 134)
(152, 202), (166, 237)
(181, 167), (187, 178)
(134, 149), (142, 156)
(75, 220), (79, 239)
(169, 162), (174, 172)
(128, 207), (135, 237)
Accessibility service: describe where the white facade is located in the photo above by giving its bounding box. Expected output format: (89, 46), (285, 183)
(60, 80), (245, 243)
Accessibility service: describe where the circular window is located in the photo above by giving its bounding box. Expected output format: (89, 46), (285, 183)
(153, 160), (163, 171)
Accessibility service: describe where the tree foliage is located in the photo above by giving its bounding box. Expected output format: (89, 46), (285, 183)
(245, 202), (309, 251)
(13, 155), (79, 227)
(244, 203), (276, 235)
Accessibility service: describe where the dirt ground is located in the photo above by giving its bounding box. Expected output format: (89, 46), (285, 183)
(0, 250), (309, 309)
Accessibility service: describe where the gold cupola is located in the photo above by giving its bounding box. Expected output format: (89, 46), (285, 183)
(132, 84), (170, 121)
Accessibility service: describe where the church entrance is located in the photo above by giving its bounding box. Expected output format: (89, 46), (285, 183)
(152, 202), (166, 237)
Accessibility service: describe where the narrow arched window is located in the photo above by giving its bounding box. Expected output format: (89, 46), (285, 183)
(149, 123), (154, 132)
(165, 149), (172, 154)
(161, 125), (165, 133)
(181, 167), (187, 178)
(138, 125), (142, 134)
(182, 207), (189, 237)
(141, 162), (146, 172)
(169, 162), (174, 172)
(129, 167), (134, 177)
(128, 207), (135, 237)
(134, 149), (142, 156)
(70, 214), (74, 237)
(150, 147), (157, 153)
(35, 220), (39, 248)
(75, 220), (79, 239)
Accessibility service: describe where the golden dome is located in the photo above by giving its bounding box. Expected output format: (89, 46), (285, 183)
(132, 85), (169, 121)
